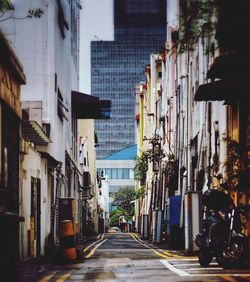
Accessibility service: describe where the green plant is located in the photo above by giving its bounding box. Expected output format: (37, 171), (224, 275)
(0, 0), (7, 12)
(112, 186), (135, 217)
(134, 151), (149, 184)
(163, 154), (176, 177)
(135, 186), (146, 199)
(178, 0), (217, 53)
(226, 139), (241, 190)
(0, 1), (43, 22)
(110, 209), (131, 226)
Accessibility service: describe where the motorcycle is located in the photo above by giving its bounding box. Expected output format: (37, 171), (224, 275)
(195, 189), (247, 269)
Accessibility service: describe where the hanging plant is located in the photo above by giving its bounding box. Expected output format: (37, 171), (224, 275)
(177, 0), (217, 53)
(163, 154), (176, 178)
(135, 186), (146, 199)
(226, 139), (241, 190)
(0, 0), (8, 12)
(134, 151), (150, 185)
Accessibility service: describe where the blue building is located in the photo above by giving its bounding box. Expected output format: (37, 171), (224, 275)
(91, 0), (166, 159)
(96, 145), (137, 193)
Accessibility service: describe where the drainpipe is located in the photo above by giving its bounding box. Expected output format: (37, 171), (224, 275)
(139, 93), (144, 151)
(187, 59), (192, 191)
(207, 102), (212, 190)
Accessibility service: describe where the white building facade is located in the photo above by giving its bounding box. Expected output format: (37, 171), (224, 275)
(0, 0), (82, 259)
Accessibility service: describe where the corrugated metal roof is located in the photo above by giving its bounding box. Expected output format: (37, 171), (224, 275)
(105, 145), (137, 160)
(22, 120), (51, 145)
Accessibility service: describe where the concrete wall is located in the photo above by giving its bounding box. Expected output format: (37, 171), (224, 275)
(0, 0), (81, 258)
(20, 146), (48, 258)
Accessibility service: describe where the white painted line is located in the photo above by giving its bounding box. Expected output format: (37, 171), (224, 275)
(161, 260), (250, 277)
(160, 260), (189, 276)
(172, 263), (220, 268)
(166, 258), (198, 262)
(186, 274), (250, 277)
(187, 267), (223, 271)
(169, 263), (204, 266)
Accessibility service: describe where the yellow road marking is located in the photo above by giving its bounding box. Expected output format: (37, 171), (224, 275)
(39, 271), (57, 282)
(130, 233), (190, 259)
(55, 272), (71, 282)
(83, 233), (105, 253)
(129, 233), (170, 259)
(138, 233), (185, 258)
(97, 233), (104, 240)
(219, 276), (237, 282)
(161, 250), (188, 259)
(129, 233), (136, 240)
(85, 239), (107, 258)
(152, 249), (172, 258)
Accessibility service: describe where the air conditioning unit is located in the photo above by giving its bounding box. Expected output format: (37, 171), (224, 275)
(20, 138), (29, 154)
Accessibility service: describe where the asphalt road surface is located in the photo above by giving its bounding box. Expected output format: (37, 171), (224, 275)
(38, 233), (250, 282)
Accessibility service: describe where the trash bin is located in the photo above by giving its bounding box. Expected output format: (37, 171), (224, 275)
(59, 220), (76, 260)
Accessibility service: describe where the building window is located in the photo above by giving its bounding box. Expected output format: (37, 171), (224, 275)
(111, 169), (118, 179)
(122, 169), (129, 179)
(129, 169), (134, 179)
(118, 168), (123, 179)
(125, 0), (158, 14)
(105, 169), (112, 179)
(57, 88), (68, 121)
(98, 168), (134, 179)
(70, 1), (79, 69)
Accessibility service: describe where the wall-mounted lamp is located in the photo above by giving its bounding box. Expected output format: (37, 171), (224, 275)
(213, 120), (219, 132)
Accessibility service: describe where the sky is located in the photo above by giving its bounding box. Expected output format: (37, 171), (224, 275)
(79, 0), (114, 94)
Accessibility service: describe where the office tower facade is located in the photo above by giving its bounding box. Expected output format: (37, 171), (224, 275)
(91, 0), (166, 159)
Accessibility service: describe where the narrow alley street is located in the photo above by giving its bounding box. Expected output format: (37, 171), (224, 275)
(35, 233), (250, 282)
(1, 1), (250, 281)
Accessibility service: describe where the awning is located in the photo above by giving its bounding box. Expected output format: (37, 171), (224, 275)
(38, 151), (62, 168)
(207, 52), (250, 80)
(99, 100), (112, 119)
(22, 120), (51, 145)
(71, 91), (111, 119)
(194, 79), (250, 102)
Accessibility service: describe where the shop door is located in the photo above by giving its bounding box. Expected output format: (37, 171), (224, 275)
(36, 178), (41, 257)
(30, 177), (41, 258)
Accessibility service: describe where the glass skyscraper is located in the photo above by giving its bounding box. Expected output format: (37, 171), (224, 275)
(91, 0), (166, 159)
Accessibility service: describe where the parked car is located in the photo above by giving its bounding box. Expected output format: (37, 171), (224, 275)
(108, 226), (121, 233)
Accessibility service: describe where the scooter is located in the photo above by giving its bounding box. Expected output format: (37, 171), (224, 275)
(195, 189), (247, 269)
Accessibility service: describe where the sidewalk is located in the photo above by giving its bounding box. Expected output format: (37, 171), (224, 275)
(17, 234), (100, 282)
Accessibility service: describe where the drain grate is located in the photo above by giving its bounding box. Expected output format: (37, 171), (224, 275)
(83, 271), (115, 279)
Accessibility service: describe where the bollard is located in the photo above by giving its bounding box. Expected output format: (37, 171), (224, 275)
(59, 220), (76, 260)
